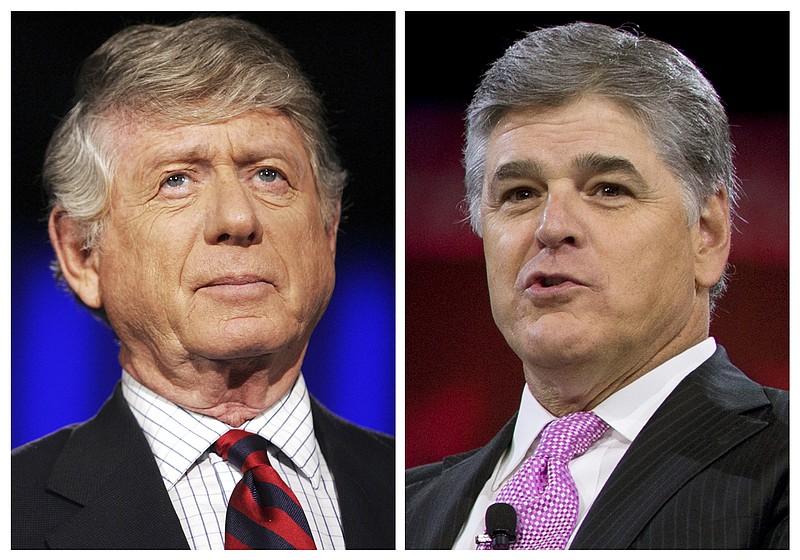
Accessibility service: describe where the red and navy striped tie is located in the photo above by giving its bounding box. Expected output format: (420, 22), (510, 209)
(215, 429), (317, 549)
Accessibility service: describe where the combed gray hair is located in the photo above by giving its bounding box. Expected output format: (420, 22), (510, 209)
(464, 22), (737, 303)
(44, 15), (347, 254)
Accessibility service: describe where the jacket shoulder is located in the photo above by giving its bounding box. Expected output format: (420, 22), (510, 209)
(406, 459), (445, 488)
(311, 397), (394, 458)
(13, 425), (79, 485)
(763, 385), (788, 422)
(310, 397), (395, 549)
(406, 445), (481, 504)
(406, 447), (478, 491)
(12, 425), (83, 549)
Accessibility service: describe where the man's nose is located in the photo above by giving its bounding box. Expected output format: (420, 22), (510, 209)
(203, 171), (263, 247)
(534, 188), (581, 250)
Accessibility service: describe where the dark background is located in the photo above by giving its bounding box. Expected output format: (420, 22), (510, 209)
(11, 12), (396, 448)
(406, 12), (789, 467)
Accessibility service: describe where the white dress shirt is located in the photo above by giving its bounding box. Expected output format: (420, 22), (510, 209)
(452, 337), (717, 549)
(121, 371), (345, 550)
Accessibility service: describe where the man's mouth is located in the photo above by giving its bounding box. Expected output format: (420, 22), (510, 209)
(522, 273), (588, 300)
(197, 274), (274, 300)
(539, 276), (570, 288)
(205, 275), (267, 287)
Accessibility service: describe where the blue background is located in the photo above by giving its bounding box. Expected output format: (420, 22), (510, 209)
(11, 12), (396, 448)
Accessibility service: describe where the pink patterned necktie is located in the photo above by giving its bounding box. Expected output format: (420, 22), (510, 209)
(480, 411), (609, 550)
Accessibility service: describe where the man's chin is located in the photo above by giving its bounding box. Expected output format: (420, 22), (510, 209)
(188, 323), (300, 363)
(511, 318), (596, 369)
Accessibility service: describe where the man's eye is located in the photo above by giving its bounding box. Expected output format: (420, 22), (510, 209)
(164, 174), (189, 188)
(257, 168), (286, 183)
(597, 183), (626, 197)
(508, 187), (534, 202)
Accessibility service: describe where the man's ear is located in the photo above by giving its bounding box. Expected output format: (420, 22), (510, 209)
(326, 199), (341, 258)
(48, 207), (103, 309)
(694, 187), (732, 290)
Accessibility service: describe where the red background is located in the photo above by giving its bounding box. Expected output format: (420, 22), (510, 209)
(405, 13), (789, 469)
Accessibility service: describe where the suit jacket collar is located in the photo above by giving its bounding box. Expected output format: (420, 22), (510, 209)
(42, 386), (392, 550)
(311, 397), (395, 549)
(407, 345), (772, 550)
(44, 385), (189, 549)
(570, 346), (772, 549)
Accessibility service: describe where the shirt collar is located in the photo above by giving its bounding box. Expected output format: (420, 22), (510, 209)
(495, 337), (717, 490)
(595, 337), (716, 442)
(121, 370), (323, 490)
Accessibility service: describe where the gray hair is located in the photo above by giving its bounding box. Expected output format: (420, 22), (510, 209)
(44, 15), (347, 254)
(464, 22), (737, 303)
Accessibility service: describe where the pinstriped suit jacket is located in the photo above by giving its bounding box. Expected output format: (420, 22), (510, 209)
(405, 346), (788, 549)
(12, 384), (395, 549)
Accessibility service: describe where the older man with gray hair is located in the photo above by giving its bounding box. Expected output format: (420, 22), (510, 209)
(406, 22), (787, 550)
(12, 15), (394, 550)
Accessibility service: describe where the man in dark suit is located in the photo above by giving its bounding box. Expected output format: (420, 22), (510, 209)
(405, 22), (788, 549)
(12, 16), (394, 550)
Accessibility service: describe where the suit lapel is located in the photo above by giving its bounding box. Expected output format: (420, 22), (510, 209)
(44, 386), (189, 549)
(571, 347), (771, 549)
(408, 417), (515, 549)
(311, 398), (394, 549)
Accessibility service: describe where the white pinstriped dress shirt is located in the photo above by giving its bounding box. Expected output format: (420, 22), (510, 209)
(121, 370), (345, 550)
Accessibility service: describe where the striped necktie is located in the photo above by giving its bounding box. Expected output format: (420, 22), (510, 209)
(215, 429), (317, 549)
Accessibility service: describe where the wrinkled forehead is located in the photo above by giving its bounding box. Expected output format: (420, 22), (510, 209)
(96, 107), (314, 178)
(483, 94), (659, 146)
(483, 97), (661, 173)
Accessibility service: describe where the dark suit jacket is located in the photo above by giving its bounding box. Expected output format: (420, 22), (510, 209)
(12, 384), (395, 549)
(406, 346), (788, 549)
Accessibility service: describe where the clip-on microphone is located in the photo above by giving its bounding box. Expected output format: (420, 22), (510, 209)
(475, 502), (518, 550)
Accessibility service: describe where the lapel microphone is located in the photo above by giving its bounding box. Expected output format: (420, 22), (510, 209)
(476, 502), (518, 549)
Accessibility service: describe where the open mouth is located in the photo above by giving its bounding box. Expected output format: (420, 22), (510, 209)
(520, 270), (586, 296)
(540, 276), (569, 288)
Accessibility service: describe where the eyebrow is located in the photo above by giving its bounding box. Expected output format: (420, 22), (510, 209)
(142, 146), (214, 170)
(572, 153), (645, 183)
(489, 153), (646, 186)
(490, 159), (546, 184)
(143, 145), (299, 171)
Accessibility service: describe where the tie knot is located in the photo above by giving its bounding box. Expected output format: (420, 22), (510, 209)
(536, 411), (609, 461)
(215, 429), (272, 473)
